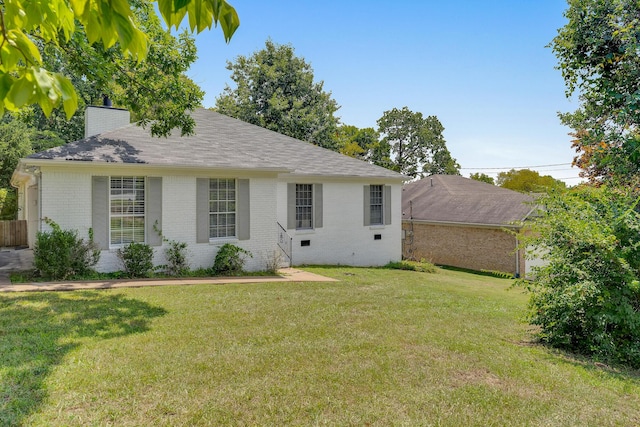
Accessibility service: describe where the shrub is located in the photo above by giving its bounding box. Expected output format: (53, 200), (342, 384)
(212, 243), (252, 275)
(163, 239), (190, 276)
(117, 242), (154, 278)
(517, 186), (640, 368)
(34, 219), (100, 280)
(385, 259), (437, 273)
(0, 188), (18, 220)
(263, 249), (284, 274)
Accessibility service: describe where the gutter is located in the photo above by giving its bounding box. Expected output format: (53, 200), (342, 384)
(10, 161), (38, 188)
(17, 158), (292, 175)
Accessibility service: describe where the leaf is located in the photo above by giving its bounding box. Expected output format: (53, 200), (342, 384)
(6, 72), (36, 110)
(9, 29), (43, 65)
(54, 73), (79, 119)
(214, 1), (240, 42)
(68, 0), (89, 18)
(188, 0), (214, 33)
(0, 73), (14, 102)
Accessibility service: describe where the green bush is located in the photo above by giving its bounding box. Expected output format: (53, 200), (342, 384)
(385, 259), (437, 273)
(163, 239), (190, 276)
(34, 219), (100, 280)
(117, 242), (154, 278)
(212, 243), (251, 275)
(518, 186), (640, 368)
(0, 188), (18, 220)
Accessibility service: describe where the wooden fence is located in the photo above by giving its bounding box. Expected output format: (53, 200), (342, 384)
(0, 220), (27, 247)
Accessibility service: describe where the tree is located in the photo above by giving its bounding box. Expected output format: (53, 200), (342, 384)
(552, 0), (640, 183)
(470, 172), (495, 185)
(518, 185), (640, 368)
(35, 2), (208, 137)
(496, 169), (565, 193)
(335, 125), (379, 161)
(0, 121), (32, 189)
(216, 40), (340, 149)
(0, 119), (63, 219)
(0, 0), (239, 122)
(376, 107), (460, 178)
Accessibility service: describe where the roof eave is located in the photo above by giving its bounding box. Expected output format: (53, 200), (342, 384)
(19, 158), (292, 174)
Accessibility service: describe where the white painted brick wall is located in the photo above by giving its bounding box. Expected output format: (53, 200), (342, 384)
(158, 175), (279, 272)
(38, 168), (280, 273)
(37, 167), (400, 273)
(277, 181), (402, 267)
(40, 170), (93, 235)
(85, 106), (130, 138)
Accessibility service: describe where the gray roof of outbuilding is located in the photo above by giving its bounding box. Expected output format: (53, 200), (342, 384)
(402, 175), (535, 226)
(28, 109), (404, 179)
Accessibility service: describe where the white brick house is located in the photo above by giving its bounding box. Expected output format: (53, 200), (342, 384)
(11, 107), (405, 272)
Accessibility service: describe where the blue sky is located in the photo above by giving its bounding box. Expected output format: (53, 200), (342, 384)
(186, 0), (581, 183)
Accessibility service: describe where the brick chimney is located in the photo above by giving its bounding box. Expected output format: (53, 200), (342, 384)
(84, 96), (130, 138)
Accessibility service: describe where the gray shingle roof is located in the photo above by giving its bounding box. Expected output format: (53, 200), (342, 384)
(402, 175), (535, 226)
(28, 109), (403, 179)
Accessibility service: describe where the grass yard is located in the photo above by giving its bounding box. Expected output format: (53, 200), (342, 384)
(1, 267), (639, 426)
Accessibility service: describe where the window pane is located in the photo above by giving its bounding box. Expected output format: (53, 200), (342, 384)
(110, 176), (145, 245)
(209, 178), (237, 238)
(370, 185), (383, 225)
(295, 184), (313, 229)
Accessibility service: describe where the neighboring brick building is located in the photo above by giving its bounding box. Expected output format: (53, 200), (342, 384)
(402, 175), (535, 277)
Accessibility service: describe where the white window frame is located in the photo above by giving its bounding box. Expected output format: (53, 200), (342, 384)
(209, 178), (237, 239)
(295, 183), (313, 229)
(369, 184), (384, 225)
(109, 176), (146, 246)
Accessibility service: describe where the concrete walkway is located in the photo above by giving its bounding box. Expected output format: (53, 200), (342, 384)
(0, 247), (33, 286)
(0, 267), (337, 292)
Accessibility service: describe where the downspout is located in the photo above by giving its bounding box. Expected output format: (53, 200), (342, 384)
(515, 235), (520, 278)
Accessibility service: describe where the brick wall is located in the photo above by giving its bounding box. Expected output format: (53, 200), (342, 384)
(84, 106), (130, 138)
(37, 166), (401, 273)
(39, 167), (279, 272)
(402, 221), (525, 276)
(277, 181), (402, 267)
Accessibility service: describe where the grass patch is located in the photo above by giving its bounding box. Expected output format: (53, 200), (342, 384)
(9, 267), (275, 284)
(1, 267), (639, 426)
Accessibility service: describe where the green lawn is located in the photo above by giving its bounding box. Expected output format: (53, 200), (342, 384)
(1, 267), (639, 426)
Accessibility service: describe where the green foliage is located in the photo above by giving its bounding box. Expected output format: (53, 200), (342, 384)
(33, 219), (100, 280)
(496, 168), (566, 193)
(0, 120), (33, 188)
(552, 0), (640, 183)
(335, 125), (380, 161)
(0, 0), (238, 122)
(163, 240), (190, 276)
(117, 242), (154, 278)
(0, 188), (18, 220)
(469, 172), (495, 185)
(376, 107), (460, 178)
(216, 39), (340, 150)
(212, 243), (252, 276)
(518, 185), (640, 367)
(385, 259), (437, 273)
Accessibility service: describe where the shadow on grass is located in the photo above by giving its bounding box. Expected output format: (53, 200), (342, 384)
(0, 291), (167, 426)
(541, 344), (640, 381)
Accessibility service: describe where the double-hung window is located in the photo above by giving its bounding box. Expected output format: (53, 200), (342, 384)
(364, 184), (391, 227)
(110, 176), (145, 245)
(369, 185), (384, 225)
(287, 183), (322, 231)
(209, 178), (236, 238)
(295, 184), (313, 229)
